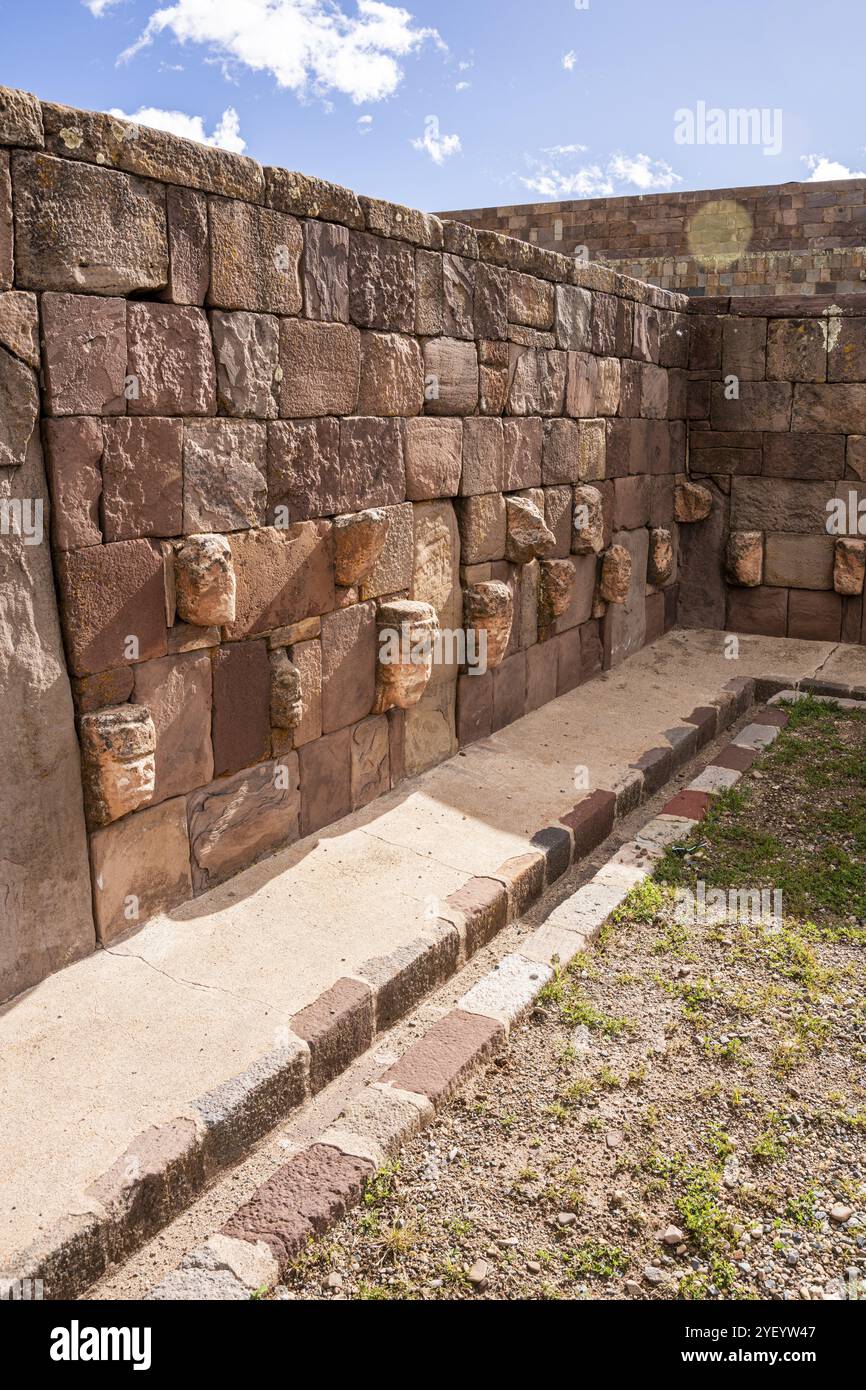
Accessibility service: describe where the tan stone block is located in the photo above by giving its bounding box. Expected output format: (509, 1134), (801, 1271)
(174, 534), (237, 628)
(572, 485), (604, 555)
(503, 418), (543, 490)
(461, 418), (504, 495)
(133, 651), (214, 803)
(224, 522), (334, 640)
(674, 478), (713, 523)
(80, 704), (156, 828)
(91, 796), (192, 942)
(211, 310), (279, 418)
(183, 419), (267, 534)
(208, 198), (302, 313)
(349, 231), (415, 333)
(834, 538), (865, 596)
(279, 319), (360, 416)
(764, 533), (834, 589)
(360, 502), (413, 600)
(334, 508), (390, 587)
(302, 218), (349, 322)
(358, 331), (424, 416)
(127, 303), (216, 416)
(403, 417), (462, 500)
(350, 715), (390, 810)
(423, 337), (479, 415)
(456, 492), (506, 564)
(268, 417), (341, 522)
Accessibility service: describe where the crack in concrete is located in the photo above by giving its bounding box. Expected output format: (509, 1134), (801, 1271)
(103, 946), (279, 1014)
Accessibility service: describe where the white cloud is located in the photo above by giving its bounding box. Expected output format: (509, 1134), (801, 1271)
(455, 81), (471, 91)
(83, 0), (121, 15)
(357, 113), (373, 134)
(108, 104), (246, 153)
(412, 119), (461, 165)
(801, 153), (866, 182)
(119, 0), (441, 106)
(521, 147), (681, 198)
(562, 50), (577, 70)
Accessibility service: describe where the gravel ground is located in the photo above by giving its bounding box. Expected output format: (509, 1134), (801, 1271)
(276, 700), (866, 1302)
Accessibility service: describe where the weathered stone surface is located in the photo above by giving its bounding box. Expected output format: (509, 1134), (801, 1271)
(730, 477), (832, 532)
(509, 347), (566, 416)
(403, 417), (462, 500)
(0, 153), (10, 290)
(374, 599), (439, 712)
(265, 166), (363, 228)
(183, 419), (267, 534)
(766, 318), (826, 382)
(539, 557), (577, 626)
(188, 756), (300, 893)
(457, 493), (506, 564)
(298, 726), (352, 835)
(542, 418), (579, 485)
(423, 337), (479, 416)
(411, 501), (461, 672)
(787, 589), (841, 641)
(41, 292), (126, 416)
(503, 418), (543, 490)
(464, 581), (512, 669)
(333, 508), (390, 587)
(0, 345), (38, 468)
(102, 418), (183, 541)
(321, 601), (377, 731)
(595, 357), (621, 416)
(577, 418), (606, 482)
(571, 485), (605, 556)
(415, 248), (444, 336)
(208, 198), (302, 314)
(828, 318), (866, 382)
(1, 427), (95, 999)
(792, 382), (866, 433)
(461, 418), (504, 495)
(278, 319), (360, 417)
(764, 533), (834, 589)
(288, 638), (322, 748)
(442, 254), (475, 338)
(133, 651), (213, 803)
(0, 289), (39, 368)
(127, 303), (216, 416)
(13, 152), (168, 294)
(722, 316), (766, 379)
(602, 527), (648, 668)
(359, 502), (413, 600)
(350, 714), (390, 810)
(361, 196), (442, 249)
(599, 543), (632, 604)
(267, 418), (340, 523)
(358, 332), (424, 416)
(505, 495), (555, 564)
(224, 522), (334, 640)
(174, 534), (236, 628)
(554, 284), (592, 351)
(80, 704), (156, 829)
(211, 311), (279, 418)
(678, 479), (728, 629)
(0, 86), (43, 146)
(349, 232), (415, 333)
(302, 218), (349, 321)
(479, 363), (508, 416)
(726, 530), (763, 587)
(90, 796), (192, 944)
(403, 675), (457, 775)
(161, 186), (210, 306)
(43, 416), (103, 550)
(762, 431), (843, 480)
(640, 362), (668, 419)
(211, 640), (271, 777)
(566, 350), (598, 417)
(710, 381), (792, 432)
(508, 272), (554, 329)
(269, 649), (303, 730)
(674, 478), (713, 523)
(647, 527), (674, 586)
(56, 538), (167, 676)
(473, 262), (508, 339)
(337, 417), (404, 512)
(834, 538), (866, 595)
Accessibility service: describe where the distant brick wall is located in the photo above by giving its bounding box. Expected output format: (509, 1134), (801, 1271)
(443, 181), (866, 299)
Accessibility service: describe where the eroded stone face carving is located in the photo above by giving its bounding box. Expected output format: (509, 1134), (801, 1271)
(599, 543), (632, 603)
(505, 494), (556, 564)
(674, 478), (713, 523)
(539, 557), (576, 624)
(726, 530), (763, 588)
(648, 527), (674, 586)
(333, 507), (389, 587)
(373, 599), (439, 713)
(834, 537), (865, 596)
(80, 703), (156, 828)
(463, 580), (513, 669)
(174, 533), (237, 627)
(572, 485), (605, 555)
(269, 648), (303, 729)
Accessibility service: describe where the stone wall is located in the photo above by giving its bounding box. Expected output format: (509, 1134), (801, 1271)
(0, 86), (696, 991)
(443, 181), (866, 299)
(683, 296), (866, 645)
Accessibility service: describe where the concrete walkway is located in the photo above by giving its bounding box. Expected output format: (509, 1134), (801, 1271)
(2, 628), (865, 1274)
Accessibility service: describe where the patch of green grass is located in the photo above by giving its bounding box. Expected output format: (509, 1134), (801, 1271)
(363, 1161), (400, 1208)
(565, 1239), (629, 1280)
(784, 1188), (819, 1229)
(611, 878), (667, 925)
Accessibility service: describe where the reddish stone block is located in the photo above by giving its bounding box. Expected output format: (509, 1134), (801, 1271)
(762, 432), (843, 480)
(684, 705), (718, 749)
(102, 418), (183, 541)
(350, 714), (391, 810)
(445, 876), (507, 955)
(503, 417), (543, 490)
(224, 522), (334, 640)
(160, 185), (210, 306)
(279, 319), (360, 417)
(613, 474), (651, 529)
(382, 1008), (505, 1105)
(387, 706), (406, 787)
(645, 590), (665, 643)
(661, 789), (710, 820)
(43, 416), (103, 550)
(525, 641), (557, 711)
(56, 539), (167, 677)
(183, 418), (268, 534)
(267, 418), (341, 522)
(359, 925), (460, 1032)
(320, 602), (377, 733)
(727, 585), (788, 637)
(722, 317), (766, 380)
(208, 198), (302, 314)
(491, 650), (526, 731)
(756, 707), (789, 728)
(298, 726), (352, 836)
(290, 978), (374, 1093)
(530, 825), (572, 884)
(724, 675), (756, 717)
(302, 218), (349, 322)
(457, 670), (492, 745)
(787, 589), (842, 642)
(127, 303), (216, 416)
(211, 641), (270, 777)
(41, 292), (126, 416)
(712, 742), (759, 772)
(560, 788), (615, 857)
(630, 745), (672, 795)
(579, 618), (603, 682)
(556, 627), (582, 695)
(349, 231), (415, 333)
(337, 417), (405, 512)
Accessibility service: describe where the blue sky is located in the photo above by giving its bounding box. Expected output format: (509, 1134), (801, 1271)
(2, 0), (865, 212)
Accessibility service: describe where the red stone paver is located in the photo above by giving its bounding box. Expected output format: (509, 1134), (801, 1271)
(382, 1008), (505, 1105)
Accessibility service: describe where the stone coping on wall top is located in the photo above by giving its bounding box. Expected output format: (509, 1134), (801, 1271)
(0, 83), (688, 313)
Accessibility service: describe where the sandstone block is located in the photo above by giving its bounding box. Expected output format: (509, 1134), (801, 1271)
(0, 155), (10, 290)
(211, 311), (279, 418)
(442, 254), (475, 339)
(127, 303), (216, 416)
(508, 272), (554, 329)
(373, 600), (439, 713)
(321, 602), (377, 732)
(334, 508), (390, 587)
(57, 539), (167, 676)
(577, 418), (606, 481)
(337, 417), (405, 512)
(509, 347), (566, 416)
(710, 380), (792, 432)
(727, 585), (788, 636)
(764, 533), (834, 589)
(175, 534), (237, 627)
(596, 357), (621, 416)
(554, 284), (591, 351)
(41, 292), (126, 416)
(188, 756), (300, 893)
(726, 530), (763, 587)
(224, 522), (334, 640)
(12, 152), (168, 294)
(268, 418), (340, 522)
(647, 527), (674, 586)
(133, 651), (214, 803)
(674, 478), (713, 523)
(161, 186), (209, 306)
(358, 332), (424, 416)
(464, 580), (513, 669)
(208, 198), (302, 313)
(640, 363), (668, 419)
(602, 527), (648, 668)
(403, 417), (462, 500)
(457, 493), (506, 564)
(461, 418), (504, 495)
(600, 544), (632, 604)
(632, 303), (661, 362)
(834, 538), (866, 595)
(278, 319), (360, 417)
(0, 289), (39, 368)
(503, 418), (543, 490)
(350, 715), (390, 810)
(183, 419), (267, 533)
(0, 345), (35, 470)
(572, 485), (605, 556)
(90, 797), (192, 944)
(349, 232), (415, 333)
(302, 218), (349, 321)
(102, 418), (183, 541)
(265, 166), (363, 227)
(298, 727), (352, 835)
(766, 318), (826, 382)
(288, 638), (323, 748)
(415, 249), (444, 336)
(43, 416), (103, 550)
(505, 495), (555, 564)
(491, 650), (527, 731)
(828, 318), (866, 382)
(473, 262), (508, 339)
(80, 704), (156, 828)
(722, 316), (766, 379)
(762, 432), (843, 480)
(360, 501), (413, 600)
(730, 477), (832, 532)
(542, 418), (579, 485)
(787, 589), (841, 641)
(792, 382), (866, 434)
(423, 337), (479, 416)
(0, 86), (43, 145)
(411, 500), (461, 657)
(211, 641), (271, 777)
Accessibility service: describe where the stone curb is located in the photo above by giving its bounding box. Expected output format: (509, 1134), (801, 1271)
(15, 670), (755, 1300)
